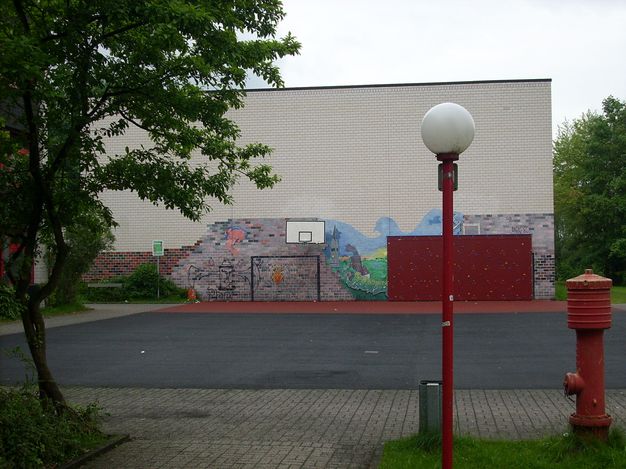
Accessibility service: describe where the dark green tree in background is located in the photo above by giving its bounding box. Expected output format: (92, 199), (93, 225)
(0, 0), (299, 408)
(44, 210), (115, 306)
(554, 96), (626, 283)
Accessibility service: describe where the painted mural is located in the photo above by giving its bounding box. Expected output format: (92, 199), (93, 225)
(164, 211), (463, 301)
(90, 211), (555, 301)
(323, 209), (464, 300)
(185, 257), (251, 301)
(167, 219), (345, 301)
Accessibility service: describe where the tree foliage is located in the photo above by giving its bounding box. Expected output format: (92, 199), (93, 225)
(554, 96), (626, 283)
(45, 210), (115, 306)
(0, 0), (299, 407)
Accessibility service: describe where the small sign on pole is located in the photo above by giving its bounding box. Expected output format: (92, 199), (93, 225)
(152, 240), (164, 257)
(152, 240), (163, 299)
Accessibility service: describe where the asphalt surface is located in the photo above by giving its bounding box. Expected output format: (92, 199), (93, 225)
(1, 311), (625, 389)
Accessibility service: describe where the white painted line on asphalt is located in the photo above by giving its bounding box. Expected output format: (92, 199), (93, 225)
(364, 350), (379, 354)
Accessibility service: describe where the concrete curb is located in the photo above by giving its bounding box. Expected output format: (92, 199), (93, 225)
(0, 303), (179, 336)
(157, 299), (570, 314)
(59, 434), (130, 469)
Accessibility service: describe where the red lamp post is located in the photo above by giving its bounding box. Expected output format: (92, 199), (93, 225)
(421, 103), (475, 469)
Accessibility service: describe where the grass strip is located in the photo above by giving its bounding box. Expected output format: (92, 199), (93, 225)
(379, 430), (626, 469)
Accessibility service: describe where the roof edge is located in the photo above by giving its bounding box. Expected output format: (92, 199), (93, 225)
(245, 78), (552, 93)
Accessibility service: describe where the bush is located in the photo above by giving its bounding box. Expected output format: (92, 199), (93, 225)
(0, 284), (24, 320)
(0, 385), (106, 468)
(82, 276), (128, 302)
(124, 263), (182, 299)
(82, 264), (185, 302)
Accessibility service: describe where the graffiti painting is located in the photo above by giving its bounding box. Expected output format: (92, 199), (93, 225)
(323, 209), (464, 300)
(186, 258), (251, 301)
(251, 256), (320, 301)
(225, 226), (247, 256)
(169, 212), (464, 302)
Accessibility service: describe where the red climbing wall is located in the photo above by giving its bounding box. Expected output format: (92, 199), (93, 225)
(387, 235), (533, 301)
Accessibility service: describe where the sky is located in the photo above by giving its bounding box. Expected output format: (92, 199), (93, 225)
(248, 0), (626, 137)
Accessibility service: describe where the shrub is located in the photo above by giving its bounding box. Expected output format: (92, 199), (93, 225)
(0, 385), (106, 468)
(82, 276), (128, 302)
(0, 283), (24, 320)
(0, 347), (105, 468)
(124, 263), (182, 299)
(82, 264), (185, 302)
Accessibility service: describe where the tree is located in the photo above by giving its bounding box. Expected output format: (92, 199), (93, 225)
(44, 209), (115, 306)
(0, 0), (299, 408)
(554, 96), (626, 283)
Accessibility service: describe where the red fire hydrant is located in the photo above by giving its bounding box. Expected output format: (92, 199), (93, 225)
(563, 269), (612, 440)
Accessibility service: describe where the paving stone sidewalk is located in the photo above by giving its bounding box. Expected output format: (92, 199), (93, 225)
(65, 387), (626, 469)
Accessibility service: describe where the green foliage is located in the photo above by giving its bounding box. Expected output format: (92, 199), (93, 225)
(0, 284), (24, 320)
(124, 263), (182, 299)
(0, 0), (299, 226)
(0, 386), (106, 468)
(0, 0), (298, 405)
(83, 280), (128, 302)
(41, 302), (90, 318)
(380, 430), (626, 469)
(554, 96), (626, 284)
(0, 348), (106, 467)
(83, 264), (186, 301)
(47, 211), (115, 306)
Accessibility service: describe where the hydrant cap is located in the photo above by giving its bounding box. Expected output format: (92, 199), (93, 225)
(566, 269), (612, 290)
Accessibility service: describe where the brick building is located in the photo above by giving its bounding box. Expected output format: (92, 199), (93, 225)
(86, 79), (554, 301)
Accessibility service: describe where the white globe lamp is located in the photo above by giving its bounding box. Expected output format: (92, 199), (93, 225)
(421, 102), (475, 156)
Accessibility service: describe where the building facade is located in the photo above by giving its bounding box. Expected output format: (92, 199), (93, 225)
(86, 79), (555, 301)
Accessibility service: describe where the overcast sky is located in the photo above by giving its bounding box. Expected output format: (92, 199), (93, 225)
(249, 0), (626, 137)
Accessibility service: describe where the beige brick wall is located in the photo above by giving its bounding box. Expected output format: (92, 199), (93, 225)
(98, 80), (552, 251)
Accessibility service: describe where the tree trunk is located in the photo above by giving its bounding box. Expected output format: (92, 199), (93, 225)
(21, 299), (66, 409)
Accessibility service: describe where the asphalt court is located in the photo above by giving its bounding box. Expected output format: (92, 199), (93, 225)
(2, 310), (625, 389)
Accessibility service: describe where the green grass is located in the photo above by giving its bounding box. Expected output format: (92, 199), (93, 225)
(555, 281), (626, 303)
(555, 281), (567, 300)
(81, 294), (186, 304)
(105, 295), (186, 304)
(1, 296), (185, 323)
(1, 302), (91, 324)
(41, 302), (91, 317)
(611, 285), (626, 303)
(380, 430), (626, 469)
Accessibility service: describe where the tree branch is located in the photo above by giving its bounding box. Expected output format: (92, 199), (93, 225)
(48, 125), (81, 176)
(98, 21), (147, 41)
(119, 108), (169, 139)
(37, 202), (69, 301)
(41, 31), (67, 43)
(87, 85), (111, 118)
(16, 89), (44, 302)
(12, 0), (30, 33)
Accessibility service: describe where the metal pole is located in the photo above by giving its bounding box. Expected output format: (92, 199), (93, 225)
(438, 154), (457, 469)
(157, 256), (160, 300)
